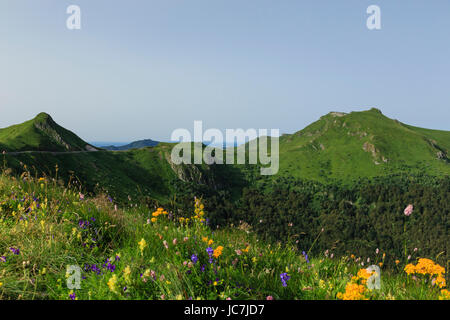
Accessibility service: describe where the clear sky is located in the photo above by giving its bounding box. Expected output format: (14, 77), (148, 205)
(1, 0), (449, 143)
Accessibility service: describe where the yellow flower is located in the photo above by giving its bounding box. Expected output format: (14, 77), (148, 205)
(138, 238), (147, 255)
(439, 289), (450, 300)
(213, 246), (224, 258)
(337, 268), (373, 300)
(151, 217), (157, 223)
(107, 274), (118, 293)
(0, 281), (3, 288)
(123, 266), (131, 282)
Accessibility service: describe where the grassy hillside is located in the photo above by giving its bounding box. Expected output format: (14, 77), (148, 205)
(0, 113), (95, 152)
(1, 110), (449, 202)
(236, 109), (450, 183)
(2, 143), (240, 202)
(0, 173), (447, 300)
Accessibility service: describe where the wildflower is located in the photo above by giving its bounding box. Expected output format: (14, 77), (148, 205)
(213, 246), (224, 258)
(0, 256), (6, 262)
(439, 289), (450, 300)
(266, 296), (274, 300)
(107, 274), (118, 293)
(375, 248), (379, 254)
(191, 254), (198, 264)
(395, 260), (400, 265)
(9, 247), (20, 255)
(235, 249), (242, 256)
(69, 291), (76, 300)
(302, 251), (309, 263)
(206, 247), (214, 263)
(123, 266), (131, 282)
(183, 237), (189, 242)
(280, 273), (291, 287)
(337, 268), (373, 300)
(404, 204), (413, 216)
(163, 240), (169, 250)
(138, 238), (147, 255)
(173, 238), (178, 245)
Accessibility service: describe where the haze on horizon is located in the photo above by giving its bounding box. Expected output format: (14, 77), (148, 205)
(1, 0), (449, 143)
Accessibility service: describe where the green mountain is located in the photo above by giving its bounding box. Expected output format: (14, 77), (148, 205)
(245, 108), (449, 182)
(0, 114), (237, 201)
(1, 109), (449, 201)
(102, 139), (159, 151)
(0, 112), (97, 152)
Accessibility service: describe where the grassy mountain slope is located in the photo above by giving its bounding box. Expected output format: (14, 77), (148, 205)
(0, 173), (447, 300)
(3, 143), (237, 202)
(0, 113), (95, 152)
(267, 108), (449, 182)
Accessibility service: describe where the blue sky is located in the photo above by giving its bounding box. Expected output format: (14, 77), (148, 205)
(1, 0), (449, 142)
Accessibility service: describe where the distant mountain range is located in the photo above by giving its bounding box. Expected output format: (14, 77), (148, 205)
(0, 109), (448, 200)
(101, 139), (159, 151)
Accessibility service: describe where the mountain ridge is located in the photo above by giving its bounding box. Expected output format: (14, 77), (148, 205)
(0, 112), (97, 152)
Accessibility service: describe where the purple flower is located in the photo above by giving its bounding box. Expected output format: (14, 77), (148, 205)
(302, 251), (309, 264)
(9, 247), (20, 255)
(206, 247), (214, 263)
(191, 254), (198, 264)
(69, 292), (76, 300)
(0, 256), (6, 262)
(106, 263), (116, 272)
(280, 273), (291, 287)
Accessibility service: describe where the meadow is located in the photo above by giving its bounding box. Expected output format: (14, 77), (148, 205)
(0, 171), (448, 300)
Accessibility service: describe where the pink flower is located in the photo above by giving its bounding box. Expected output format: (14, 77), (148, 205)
(404, 204), (413, 216)
(266, 296), (274, 300)
(183, 237), (189, 242)
(163, 240), (168, 249)
(235, 249), (242, 256)
(173, 238), (178, 245)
